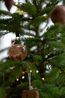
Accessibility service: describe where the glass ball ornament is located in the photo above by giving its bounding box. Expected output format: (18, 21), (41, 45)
(50, 5), (65, 24)
(8, 44), (27, 61)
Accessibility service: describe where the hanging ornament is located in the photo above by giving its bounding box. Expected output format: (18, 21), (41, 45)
(50, 5), (65, 24)
(8, 44), (27, 61)
(4, 0), (13, 11)
(22, 89), (39, 98)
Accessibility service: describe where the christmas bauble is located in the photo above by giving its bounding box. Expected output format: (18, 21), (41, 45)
(4, 0), (13, 11)
(8, 44), (27, 61)
(50, 5), (65, 24)
(22, 90), (39, 98)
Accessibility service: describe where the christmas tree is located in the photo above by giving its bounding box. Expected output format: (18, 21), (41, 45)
(0, 0), (65, 98)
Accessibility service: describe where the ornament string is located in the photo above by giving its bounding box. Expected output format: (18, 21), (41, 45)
(28, 72), (32, 90)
